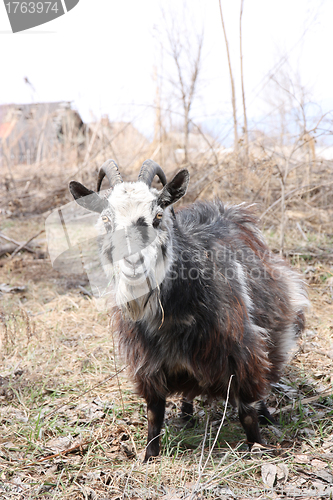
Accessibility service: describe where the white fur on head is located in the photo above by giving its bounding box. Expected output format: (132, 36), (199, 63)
(97, 182), (174, 321)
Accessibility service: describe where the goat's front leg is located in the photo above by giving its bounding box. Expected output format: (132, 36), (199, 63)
(144, 397), (166, 461)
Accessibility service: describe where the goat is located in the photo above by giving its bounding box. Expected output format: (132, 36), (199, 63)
(69, 159), (308, 461)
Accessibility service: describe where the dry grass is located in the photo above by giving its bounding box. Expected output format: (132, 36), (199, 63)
(0, 276), (332, 499)
(0, 224), (332, 499)
(0, 146), (333, 498)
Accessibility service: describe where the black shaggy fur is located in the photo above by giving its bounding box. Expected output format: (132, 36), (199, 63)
(116, 201), (307, 460)
(69, 166), (308, 462)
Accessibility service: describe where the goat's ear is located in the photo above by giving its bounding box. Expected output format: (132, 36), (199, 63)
(69, 181), (108, 213)
(157, 169), (190, 208)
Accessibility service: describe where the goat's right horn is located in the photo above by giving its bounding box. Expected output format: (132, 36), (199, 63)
(97, 159), (123, 192)
(138, 159), (167, 187)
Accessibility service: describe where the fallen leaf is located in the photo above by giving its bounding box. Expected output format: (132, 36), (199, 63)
(276, 463), (288, 483)
(315, 470), (333, 483)
(311, 459), (327, 469)
(46, 435), (72, 452)
(261, 463), (277, 487)
(301, 427), (316, 437)
(322, 439), (333, 450)
(251, 442), (265, 458)
(294, 454), (310, 463)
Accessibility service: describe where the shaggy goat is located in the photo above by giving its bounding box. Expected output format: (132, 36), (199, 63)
(69, 159), (308, 461)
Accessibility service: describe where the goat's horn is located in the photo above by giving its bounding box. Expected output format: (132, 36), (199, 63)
(97, 159), (123, 192)
(138, 159), (167, 187)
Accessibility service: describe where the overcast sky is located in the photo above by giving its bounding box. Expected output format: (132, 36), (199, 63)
(0, 0), (332, 142)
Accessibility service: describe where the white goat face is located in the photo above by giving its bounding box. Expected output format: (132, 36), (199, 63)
(69, 162), (189, 316)
(98, 182), (170, 294)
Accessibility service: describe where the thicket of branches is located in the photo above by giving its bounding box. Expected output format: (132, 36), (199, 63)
(1, 2), (333, 253)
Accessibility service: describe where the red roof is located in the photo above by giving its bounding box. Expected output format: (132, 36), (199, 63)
(0, 121), (15, 139)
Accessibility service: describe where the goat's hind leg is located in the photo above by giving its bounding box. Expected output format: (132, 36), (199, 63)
(238, 404), (263, 449)
(180, 397), (195, 428)
(258, 400), (276, 426)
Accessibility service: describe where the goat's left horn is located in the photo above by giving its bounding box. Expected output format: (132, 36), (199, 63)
(97, 159), (123, 192)
(138, 159), (167, 187)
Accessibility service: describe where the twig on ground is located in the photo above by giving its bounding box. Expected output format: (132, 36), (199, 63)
(10, 229), (45, 259)
(0, 243), (17, 257)
(272, 389), (333, 415)
(36, 439), (93, 463)
(30, 308), (55, 317)
(0, 232), (34, 253)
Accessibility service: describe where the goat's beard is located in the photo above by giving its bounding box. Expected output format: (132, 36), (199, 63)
(100, 243), (170, 322)
(114, 246), (168, 320)
(122, 296), (147, 321)
(116, 273), (157, 322)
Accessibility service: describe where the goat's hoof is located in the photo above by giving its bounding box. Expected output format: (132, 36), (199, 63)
(249, 441), (266, 456)
(142, 451), (159, 463)
(143, 455), (159, 463)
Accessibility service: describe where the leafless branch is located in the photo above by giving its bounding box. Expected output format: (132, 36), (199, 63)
(239, 0), (248, 164)
(219, 0), (238, 151)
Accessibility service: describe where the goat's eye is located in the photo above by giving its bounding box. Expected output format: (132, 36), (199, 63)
(153, 213), (163, 228)
(102, 215), (109, 223)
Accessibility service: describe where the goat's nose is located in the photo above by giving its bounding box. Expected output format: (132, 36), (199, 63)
(124, 254), (144, 268)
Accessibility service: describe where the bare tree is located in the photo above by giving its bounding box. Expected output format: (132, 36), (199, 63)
(259, 62), (331, 253)
(239, 0), (248, 163)
(219, 0), (238, 152)
(159, 6), (204, 163)
(268, 66), (320, 191)
(152, 64), (163, 165)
